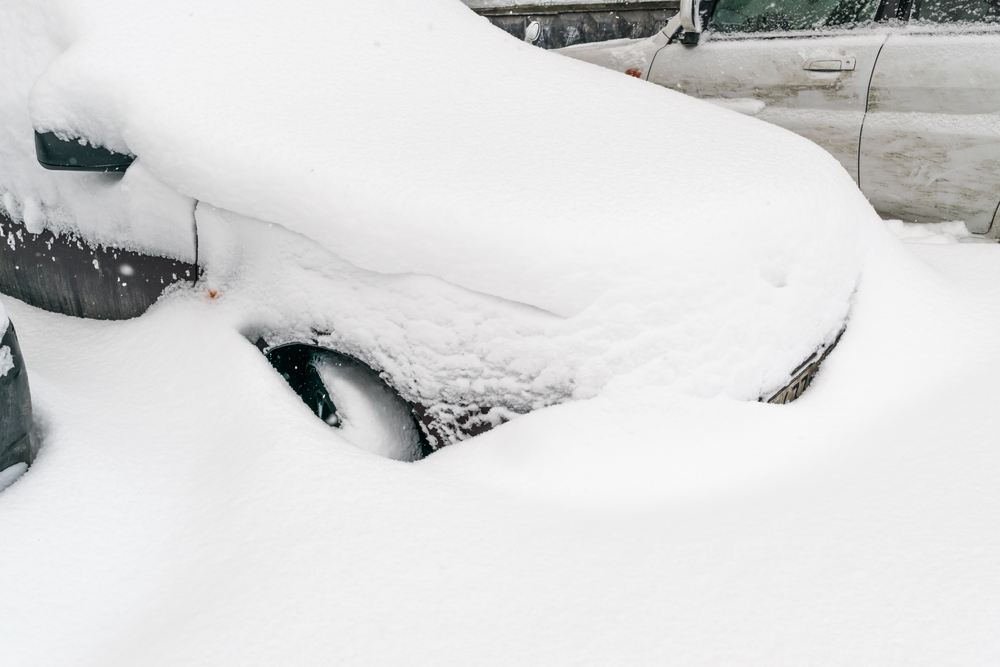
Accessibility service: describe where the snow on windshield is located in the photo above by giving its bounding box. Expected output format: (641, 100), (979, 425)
(2, 0), (875, 411)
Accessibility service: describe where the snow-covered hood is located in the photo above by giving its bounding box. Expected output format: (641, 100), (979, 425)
(1, 0), (876, 418)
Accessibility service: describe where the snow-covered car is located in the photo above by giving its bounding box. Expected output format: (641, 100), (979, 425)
(0, 0), (876, 462)
(0, 307), (35, 488)
(557, 0), (1000, 236)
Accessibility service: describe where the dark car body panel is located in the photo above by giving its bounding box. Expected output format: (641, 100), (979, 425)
(0, 208), (197, 320)
(0, 322), (34, 472)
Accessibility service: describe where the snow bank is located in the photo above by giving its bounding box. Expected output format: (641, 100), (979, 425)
(0, 0), (877, 417)
(2, 228), (1000, 664)
(0, 462), (26, 491)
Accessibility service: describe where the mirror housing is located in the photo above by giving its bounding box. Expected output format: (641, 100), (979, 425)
(662, 0), (702, 45)
(524, 20), (541, 43)
(679, 0), (702, 44)
(34, 131), (134, 172)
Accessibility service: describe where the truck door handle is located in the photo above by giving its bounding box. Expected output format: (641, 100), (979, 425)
(805, 57), (856, 72)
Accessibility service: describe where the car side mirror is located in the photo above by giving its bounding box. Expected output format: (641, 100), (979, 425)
(661, 0), (703, 45)
(34, 131), (134, 172)
(678, 0), (701, 46)
(679, 0), (703, 45)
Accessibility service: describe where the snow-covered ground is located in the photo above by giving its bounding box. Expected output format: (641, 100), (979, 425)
(1, 222), (998, 665)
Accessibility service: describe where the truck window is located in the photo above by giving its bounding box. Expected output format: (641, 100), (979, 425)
(916, 0), (1000, 23)
(711, 0), (881, 33)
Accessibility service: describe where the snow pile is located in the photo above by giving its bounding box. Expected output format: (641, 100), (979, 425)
(0, 0), (878, 418)
(2, 226), (1000, 664)
(885, 219), (974, 244)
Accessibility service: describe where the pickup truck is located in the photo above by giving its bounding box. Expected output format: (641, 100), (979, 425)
(473, 0), (1000, 238)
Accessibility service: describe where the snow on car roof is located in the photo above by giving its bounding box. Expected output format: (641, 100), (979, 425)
(3, 0), (874, 405)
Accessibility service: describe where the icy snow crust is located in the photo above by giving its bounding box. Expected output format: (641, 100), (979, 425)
(6, 0), (870, 421)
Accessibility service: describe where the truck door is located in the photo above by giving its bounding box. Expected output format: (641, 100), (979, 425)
(860, 1), (1000, 233)
(646, 0), (888, 181)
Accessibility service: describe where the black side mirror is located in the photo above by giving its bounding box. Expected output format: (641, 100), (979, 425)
(34, 131), (134, 172)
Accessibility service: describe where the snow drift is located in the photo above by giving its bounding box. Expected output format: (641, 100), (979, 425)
(2, 218), (1000, 667)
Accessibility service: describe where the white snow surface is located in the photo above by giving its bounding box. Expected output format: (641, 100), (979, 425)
(4, 0), (874, 411)
(313, 352), (424, 462)
(0, 462), (27, 492)
(2, 224), (1000, 664)
(885, 219), (974, 244)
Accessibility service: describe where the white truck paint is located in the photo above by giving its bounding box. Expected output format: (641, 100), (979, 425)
(560, 30), (887, 182)
(862, 29), (1000, 234)
(646, 31), (887, 181)
(558, 15), (1000, 236)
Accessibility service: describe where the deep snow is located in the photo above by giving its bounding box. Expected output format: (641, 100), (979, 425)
(0, 223), (998, 665)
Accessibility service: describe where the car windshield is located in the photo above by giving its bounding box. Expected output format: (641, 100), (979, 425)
(711, 0), (881, 33)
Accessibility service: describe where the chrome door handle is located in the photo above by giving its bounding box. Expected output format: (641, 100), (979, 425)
(805, 57), (856, 72)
